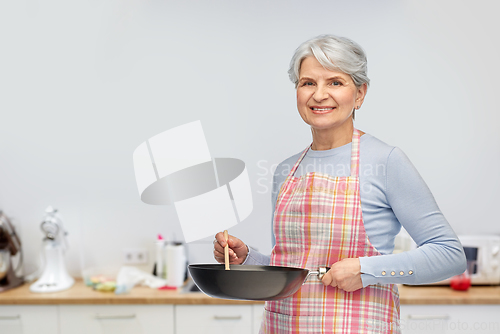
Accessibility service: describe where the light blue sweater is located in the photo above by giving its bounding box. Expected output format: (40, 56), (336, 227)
(243, 133), (467, 287)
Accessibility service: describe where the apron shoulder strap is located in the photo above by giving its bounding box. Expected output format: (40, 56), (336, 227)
(350, 128), (360, 177)
(276, 145), (310, 201)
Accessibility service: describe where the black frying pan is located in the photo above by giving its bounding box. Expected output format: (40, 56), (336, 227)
(188, 264), (327, 301)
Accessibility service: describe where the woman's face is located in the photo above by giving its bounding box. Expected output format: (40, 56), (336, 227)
(296, 57), (366, 132)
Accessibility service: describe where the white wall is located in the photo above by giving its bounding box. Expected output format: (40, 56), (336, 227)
(1, 0), (499, 276)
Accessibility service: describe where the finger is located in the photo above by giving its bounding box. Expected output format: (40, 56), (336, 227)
(214, 241), (237, 255)
(321, 271), (333, 286)
(323, 270), (339, 288)
(213, 247), (223, 257)
(215, 232), (227, 247)
(217, 235), (241, 256)
(214, 247), (237, 260)
(213, 249), (223, 263)
(213, 240), (224, 253)
(214, 250), (237, 261)
(227, 236), (242, 249)
(214, 254), (239, 264)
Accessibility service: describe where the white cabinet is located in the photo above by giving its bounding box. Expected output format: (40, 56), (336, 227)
(401, 305), (449, 334)
(401, 305), (500, 334)
(59, 305), (174, 334)
(176, 305), (253, 334)
(5, 303), (497, 334)
(252, 304), (264, 333)
(0, 305), (58, 334)
(444, 305), (500, 334)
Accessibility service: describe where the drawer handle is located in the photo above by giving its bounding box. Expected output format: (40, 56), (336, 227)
(0, 315), (21, 320)
(95, 314), (137, 320)
(407, 314), (450, 320)
(213, 315), (242, 320)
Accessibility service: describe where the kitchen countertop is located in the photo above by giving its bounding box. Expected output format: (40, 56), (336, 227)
(0, 279), (260, 305)
(1, 280), (499, 305)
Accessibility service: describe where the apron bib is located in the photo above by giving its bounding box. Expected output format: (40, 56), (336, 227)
(261, 129), (400, 333)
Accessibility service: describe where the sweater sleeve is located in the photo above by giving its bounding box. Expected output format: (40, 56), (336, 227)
(242, 247), (271, 265)
(359, 148), (467, 286)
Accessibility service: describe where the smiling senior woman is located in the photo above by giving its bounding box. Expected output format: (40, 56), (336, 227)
(214, 35), (466, 333)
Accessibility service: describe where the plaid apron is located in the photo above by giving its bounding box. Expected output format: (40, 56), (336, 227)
(261, 129), (400, 333)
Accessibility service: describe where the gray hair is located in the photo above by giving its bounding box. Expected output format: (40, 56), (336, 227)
(288, 34), (370, 89)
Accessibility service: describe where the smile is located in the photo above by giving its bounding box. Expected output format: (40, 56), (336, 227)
(310, 107), (335, 114)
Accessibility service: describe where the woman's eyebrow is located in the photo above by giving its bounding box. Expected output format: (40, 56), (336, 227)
(325, 76), (346, 81)
(299, 76), (346, 81)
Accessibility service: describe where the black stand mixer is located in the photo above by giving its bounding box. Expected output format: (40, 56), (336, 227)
(0, 211), (23, 292)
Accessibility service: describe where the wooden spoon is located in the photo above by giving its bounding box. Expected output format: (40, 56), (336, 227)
(224, 230), (230, 270)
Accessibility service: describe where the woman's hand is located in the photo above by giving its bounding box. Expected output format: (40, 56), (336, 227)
(322, 258), (362, 292)
(213, 232), (249, 265)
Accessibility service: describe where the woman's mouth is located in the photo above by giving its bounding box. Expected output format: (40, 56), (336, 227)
(310, 107), (335, 114)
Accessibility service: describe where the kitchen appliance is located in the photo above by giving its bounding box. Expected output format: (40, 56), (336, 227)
(0, 211), (23, 292)
(30, 206), (74, 293)
(188, 264), (327, 301)
(457, 235), (500, 285)
(428, 235), (500, 286)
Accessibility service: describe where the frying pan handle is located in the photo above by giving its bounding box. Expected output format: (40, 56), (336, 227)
(306, 267), (330, 281)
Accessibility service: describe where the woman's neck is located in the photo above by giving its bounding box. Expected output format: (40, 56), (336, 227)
(310, 123), (356, 151)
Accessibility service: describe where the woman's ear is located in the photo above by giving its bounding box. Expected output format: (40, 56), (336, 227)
(355, 83), (368, 107)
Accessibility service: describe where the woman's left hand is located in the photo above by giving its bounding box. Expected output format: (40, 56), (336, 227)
(321, 258), (362, 292)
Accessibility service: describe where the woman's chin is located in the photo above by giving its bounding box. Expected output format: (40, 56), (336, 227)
(307, 120), (352, 132)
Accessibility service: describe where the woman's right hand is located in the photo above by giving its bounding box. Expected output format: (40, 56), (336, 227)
(213, 232), (249, 265)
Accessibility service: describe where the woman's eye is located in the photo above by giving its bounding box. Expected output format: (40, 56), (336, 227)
(331, 81), (342, 86)
(302, 82), (314, 86)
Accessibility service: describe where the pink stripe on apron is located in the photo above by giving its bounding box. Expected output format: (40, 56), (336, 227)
(261, 129), (400, 333)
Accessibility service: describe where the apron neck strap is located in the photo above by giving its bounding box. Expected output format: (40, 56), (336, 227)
(286, 146), (310, 183)
(350, 128), (360, 178)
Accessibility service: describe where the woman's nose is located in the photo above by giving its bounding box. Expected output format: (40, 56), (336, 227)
(312, 85), (328, 101)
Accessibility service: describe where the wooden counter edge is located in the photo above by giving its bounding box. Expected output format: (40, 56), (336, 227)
(0, 297), (264, 305)
(398, 285), (500, 305)
(0, 280), (263, 305)
(1, 281), (500, 305)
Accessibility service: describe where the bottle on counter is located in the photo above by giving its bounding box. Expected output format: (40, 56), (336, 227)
(154, 234), (166, 279)
(166, 242), (187, 287)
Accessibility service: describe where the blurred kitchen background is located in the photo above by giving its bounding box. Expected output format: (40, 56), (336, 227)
(0, 0), (499, 278)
